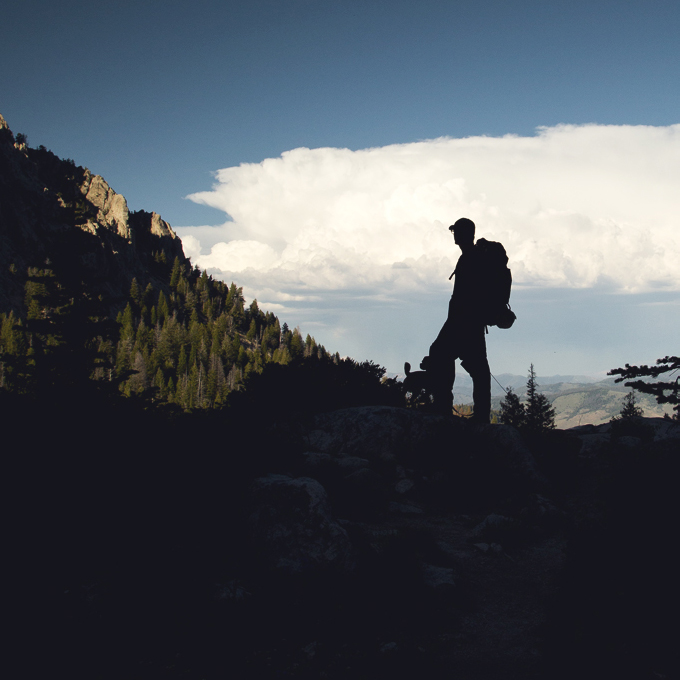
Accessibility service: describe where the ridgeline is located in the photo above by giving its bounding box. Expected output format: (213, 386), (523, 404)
(0, 112), (400, 412)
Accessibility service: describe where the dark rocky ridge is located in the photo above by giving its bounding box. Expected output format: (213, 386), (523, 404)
(241, 409), (679, 679)
(9, 391), (675, 679)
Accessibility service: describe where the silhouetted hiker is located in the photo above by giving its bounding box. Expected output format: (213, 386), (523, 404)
(423, 218), (492, 421)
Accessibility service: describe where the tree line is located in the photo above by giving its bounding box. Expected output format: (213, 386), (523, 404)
(499, 363), (557, 431)
(0, 254), (341, 409)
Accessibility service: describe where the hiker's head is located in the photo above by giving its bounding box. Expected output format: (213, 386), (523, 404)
(449, 218), (475, 250)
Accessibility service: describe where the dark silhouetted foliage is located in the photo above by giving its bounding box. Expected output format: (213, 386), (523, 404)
(499, 365), (554, 432)
(499, 386), (526, 428)
(524, 363), (556, 432)
(608, 356), (679, 420)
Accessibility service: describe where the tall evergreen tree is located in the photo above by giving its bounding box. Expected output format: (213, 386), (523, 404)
(129, 278), (142, 306)
(246, 319), (257, 342)
(290, 328), (304, 359)
(619, 390), (644, 419)
(499, 387), (526, 428)
(524, 364), (556, 431)
(169, 257), (182, 289)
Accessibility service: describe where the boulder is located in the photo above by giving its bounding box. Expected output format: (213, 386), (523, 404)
(248, 474), (354, 575)
(338, 467), (388, 517)
(395, 479), (415, 495)
(303, 408), (546, 507)
(300, 452), (370, 480)
(471, 513), (513, 538)
(421, 563), (456, 589)
(470, 424), (547, 493)
(307, 405), (460, 468)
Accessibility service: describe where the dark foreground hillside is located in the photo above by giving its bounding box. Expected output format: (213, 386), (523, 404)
(8, 391), (678, 680)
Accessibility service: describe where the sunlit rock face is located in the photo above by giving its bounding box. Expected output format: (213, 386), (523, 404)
(0, 111), (186, 311)
(80, 172), (131, 240)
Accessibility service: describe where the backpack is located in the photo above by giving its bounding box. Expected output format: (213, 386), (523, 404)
(451, 238), (516, 328)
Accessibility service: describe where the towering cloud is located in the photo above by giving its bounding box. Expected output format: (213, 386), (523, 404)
(180, 124), (680, 304)
(175, 124), (680, 374)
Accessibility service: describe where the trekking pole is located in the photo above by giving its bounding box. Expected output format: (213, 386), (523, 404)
(450, 372), (509, 418)
(491, 371), (510, 395)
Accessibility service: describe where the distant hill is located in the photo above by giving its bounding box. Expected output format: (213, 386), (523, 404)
(388, 368), (673, 427)
(485, 374), (670, 427)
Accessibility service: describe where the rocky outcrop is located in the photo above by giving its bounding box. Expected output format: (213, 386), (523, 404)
(570, 416), (680, 455)
(0, 111), (187, 311)
(307, 405), (461, 466)
(79, 172), (131, 239)
(304, 406), (546, 510)
(248, 474), (355, 575)
(149, 211), (175, 240)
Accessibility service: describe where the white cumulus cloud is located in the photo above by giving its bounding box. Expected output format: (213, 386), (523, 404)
(179, 124), (680, 304)
(174, 124), (680, 374)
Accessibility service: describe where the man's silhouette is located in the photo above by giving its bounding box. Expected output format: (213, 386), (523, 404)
(425, 218), (491, 422)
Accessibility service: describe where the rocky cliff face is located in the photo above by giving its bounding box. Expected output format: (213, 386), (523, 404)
(0, 112), (186, 310)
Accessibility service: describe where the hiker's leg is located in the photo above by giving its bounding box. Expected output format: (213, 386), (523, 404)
(460, 327), (491, 423)
(468, 357), (491, 423)
(428, 319), (456, 414)
(431, 357), (455, 414)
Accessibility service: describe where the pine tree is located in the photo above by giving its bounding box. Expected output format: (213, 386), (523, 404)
(127, 351), (149, 394)
(609, 389), (653, 439)
(157, 291), (169, 323)
(499, 387), (526, 428)
(177, 345), (188, 378)
(0, 311), (27, 390)
(129, 278), (142, 306)
(621, 390), (644, 419)
(166, 375), (175, 402)
(290, 328), (304, 359)
(246, 318), (257, 342)
(169, 257), (182, 289)
(524, 364), (556, 431)
(609, 356), (679, 420)
(153, 367), (166, 398)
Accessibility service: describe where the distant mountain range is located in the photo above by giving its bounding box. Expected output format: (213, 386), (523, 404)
(453, 373), (670, 427)
(389, 370), (672, 427)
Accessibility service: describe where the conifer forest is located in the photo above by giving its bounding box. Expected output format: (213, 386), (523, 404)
(0, 255), (348, 409)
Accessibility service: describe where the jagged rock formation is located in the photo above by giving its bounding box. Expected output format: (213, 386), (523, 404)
(0, 112), (186, 311)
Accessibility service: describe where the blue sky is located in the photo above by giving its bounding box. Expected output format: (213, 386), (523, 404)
(2, 0), (679, 377)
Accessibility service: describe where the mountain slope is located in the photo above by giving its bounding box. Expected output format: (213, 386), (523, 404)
(0, 113), (399, 410)
(0, 112), (185, 311)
